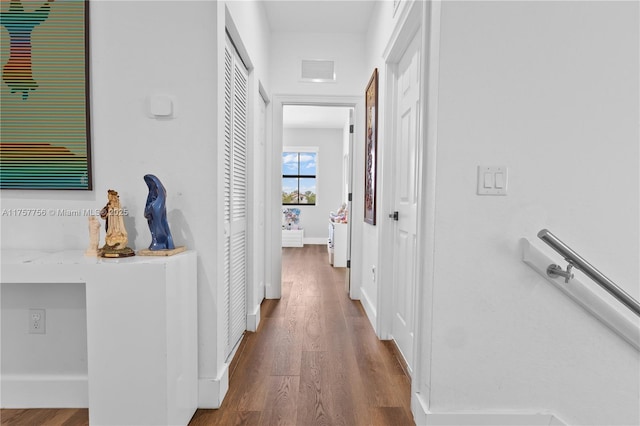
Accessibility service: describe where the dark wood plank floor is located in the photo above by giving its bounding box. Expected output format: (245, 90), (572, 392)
(0, 409), (89, 426)
(1, 245), (414, 426)
(192, 245), (414, 426)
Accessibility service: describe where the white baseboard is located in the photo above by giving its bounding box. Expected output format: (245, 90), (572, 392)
(247, 303), (261, 332)
(198, 363), (229, 409)
(1, 374), (88, 408)
(198, 378), (219, 409)
(412, 392), (430, 425)
(360, 287), (378, 334)
(422, 412), (566, 426)
(411, 392), (566, 426)
(303, 237), (327, 245)
(197, 335), (250, 409)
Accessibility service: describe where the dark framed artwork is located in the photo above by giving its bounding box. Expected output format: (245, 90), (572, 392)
(364, 68), (378, 225)
(0, 0), (92, 189)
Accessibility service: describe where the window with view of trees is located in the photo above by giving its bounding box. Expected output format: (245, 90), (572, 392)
(282, 151), (317, 205)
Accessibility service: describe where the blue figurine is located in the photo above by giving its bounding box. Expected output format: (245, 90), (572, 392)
(143, 174), (175, 250)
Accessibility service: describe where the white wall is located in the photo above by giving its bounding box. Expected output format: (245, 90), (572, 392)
(270, 32), (366, 97)
(361, 0), (415, 333)
(427, 1), (639, 424)
(1, 283), (87, 376)
(283, 128), (344, 241)
(1, 0), (218, 252)
(0, 0), (225, 408)
(1, 0), (273, 409)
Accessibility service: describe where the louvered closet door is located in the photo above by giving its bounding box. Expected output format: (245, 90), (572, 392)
(224, 36), (248, 359)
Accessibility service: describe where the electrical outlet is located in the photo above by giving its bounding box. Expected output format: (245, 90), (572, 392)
(28, 309), (46, 334)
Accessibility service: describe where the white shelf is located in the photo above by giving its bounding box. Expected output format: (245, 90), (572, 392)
(1, 250), (198, 425)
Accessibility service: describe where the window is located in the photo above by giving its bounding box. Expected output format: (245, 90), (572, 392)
(282, 151), (317, 205)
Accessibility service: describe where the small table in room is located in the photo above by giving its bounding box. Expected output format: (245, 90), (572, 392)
(0, 250), (198, 426)
(282, 229), (304, 247)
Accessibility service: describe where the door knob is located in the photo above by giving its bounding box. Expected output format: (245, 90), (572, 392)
(389, 211), (399, 221)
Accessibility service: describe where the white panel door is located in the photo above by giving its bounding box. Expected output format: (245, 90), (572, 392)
(391, 29), (421, 372)
(224, 36), (248, 359)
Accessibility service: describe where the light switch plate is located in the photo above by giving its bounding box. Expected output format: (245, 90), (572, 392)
(477, 166), (508, 195)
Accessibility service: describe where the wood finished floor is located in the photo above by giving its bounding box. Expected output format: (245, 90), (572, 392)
(1, 245), (414, 426)
(192, 245), (414, 426)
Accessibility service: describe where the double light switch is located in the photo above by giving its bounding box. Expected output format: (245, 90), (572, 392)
(477, 166), (508, 195)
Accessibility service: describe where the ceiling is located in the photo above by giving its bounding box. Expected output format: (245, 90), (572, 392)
(262, 0), (376, 34)
(263, 1), (368, 129)
(283, 105), (351, 129)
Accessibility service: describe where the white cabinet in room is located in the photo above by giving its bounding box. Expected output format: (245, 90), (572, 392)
(282, 229), (304, 247)
(328, 222), (348, 267)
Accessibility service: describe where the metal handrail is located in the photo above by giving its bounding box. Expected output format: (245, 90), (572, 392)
(537, 229), (640, 317)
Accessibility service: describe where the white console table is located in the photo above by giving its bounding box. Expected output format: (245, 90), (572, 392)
(0, 250), (198, 426)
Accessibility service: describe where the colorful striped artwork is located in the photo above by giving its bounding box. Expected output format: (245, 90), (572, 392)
(0, 0), (91, 189)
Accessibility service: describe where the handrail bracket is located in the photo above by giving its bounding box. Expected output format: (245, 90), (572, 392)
(547, 263), (574, 283)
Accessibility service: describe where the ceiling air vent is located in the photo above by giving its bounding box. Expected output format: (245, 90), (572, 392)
(301, 59), (336, 83)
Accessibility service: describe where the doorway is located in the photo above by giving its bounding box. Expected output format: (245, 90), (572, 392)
(389, 28), (421, 373)
(267, 96), (363, 301)
(280, 105), (353, 288)
(375, 0), (426, 380)
(223, 33), (249, 360)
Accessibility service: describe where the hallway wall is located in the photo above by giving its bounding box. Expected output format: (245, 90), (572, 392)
(1, 0), (273, 409)
(1, 0), (219, 406)
(428, 1), (639, 424)
(270, 32), (366, 97)
(1, 0), (218, 254)
(360, 0), (412, 332)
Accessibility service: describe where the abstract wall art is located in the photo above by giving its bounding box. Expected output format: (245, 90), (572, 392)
(364, 68), (377, 225)
(0, 0), (91, 189)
